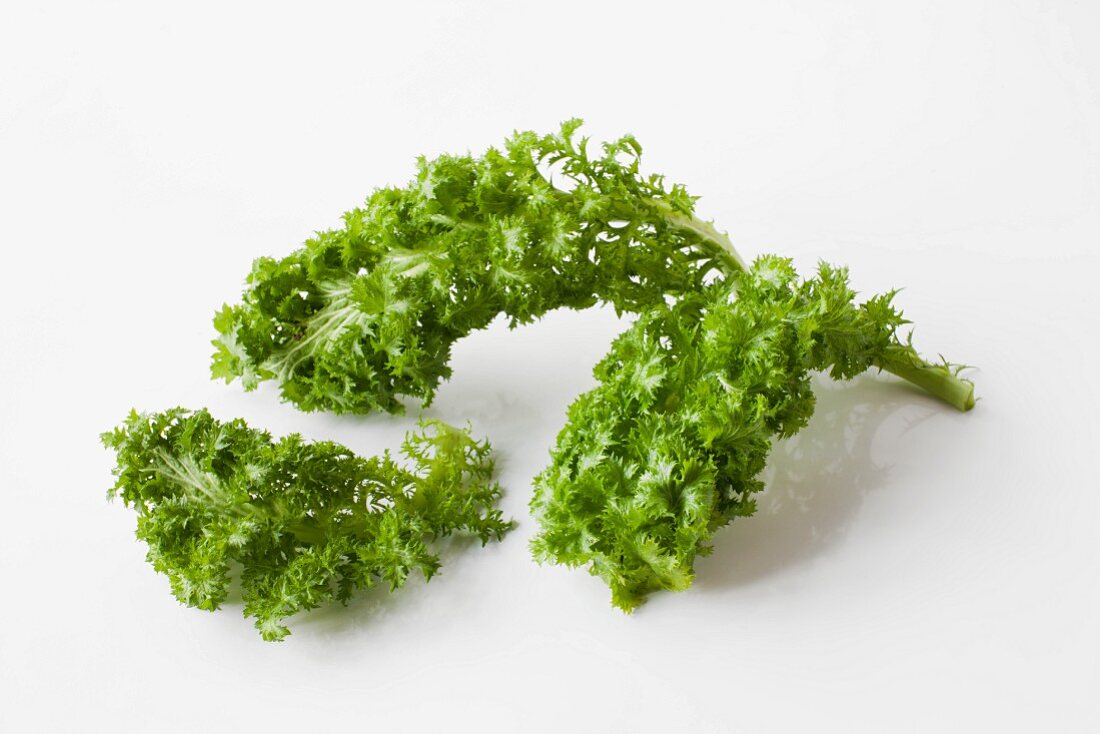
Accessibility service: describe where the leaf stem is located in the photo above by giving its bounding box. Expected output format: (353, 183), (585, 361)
(650, 201), (748, 273)
(873, 344), (975, 412)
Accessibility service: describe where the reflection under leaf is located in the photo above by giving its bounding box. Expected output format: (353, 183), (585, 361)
(695, 373), (939, 590)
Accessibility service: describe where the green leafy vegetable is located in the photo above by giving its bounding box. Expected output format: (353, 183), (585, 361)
(102, 409), (511, 640)
(530, 256), (972, 610)
(210, 120), (974, 610)
(211, 119), (742, 413)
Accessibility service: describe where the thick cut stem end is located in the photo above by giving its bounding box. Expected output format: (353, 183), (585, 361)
(874, 345), (975, 412)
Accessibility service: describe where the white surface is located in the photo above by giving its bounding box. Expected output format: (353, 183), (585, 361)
(2, 1), (1098, 731)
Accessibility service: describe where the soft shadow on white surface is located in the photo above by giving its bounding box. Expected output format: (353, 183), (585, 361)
(695, 374), (941, 590)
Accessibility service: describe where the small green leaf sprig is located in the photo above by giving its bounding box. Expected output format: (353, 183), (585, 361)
(103, 409), (511, 640)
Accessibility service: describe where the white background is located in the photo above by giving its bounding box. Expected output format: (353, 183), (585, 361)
(2, 1), (1097, 731)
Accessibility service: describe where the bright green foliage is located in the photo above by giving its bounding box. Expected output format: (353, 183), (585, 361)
(530, 256), (965, 610)
(102, 409), (511, 640)
(212, 119), (741, 413)
(210, 121), (975, 613)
